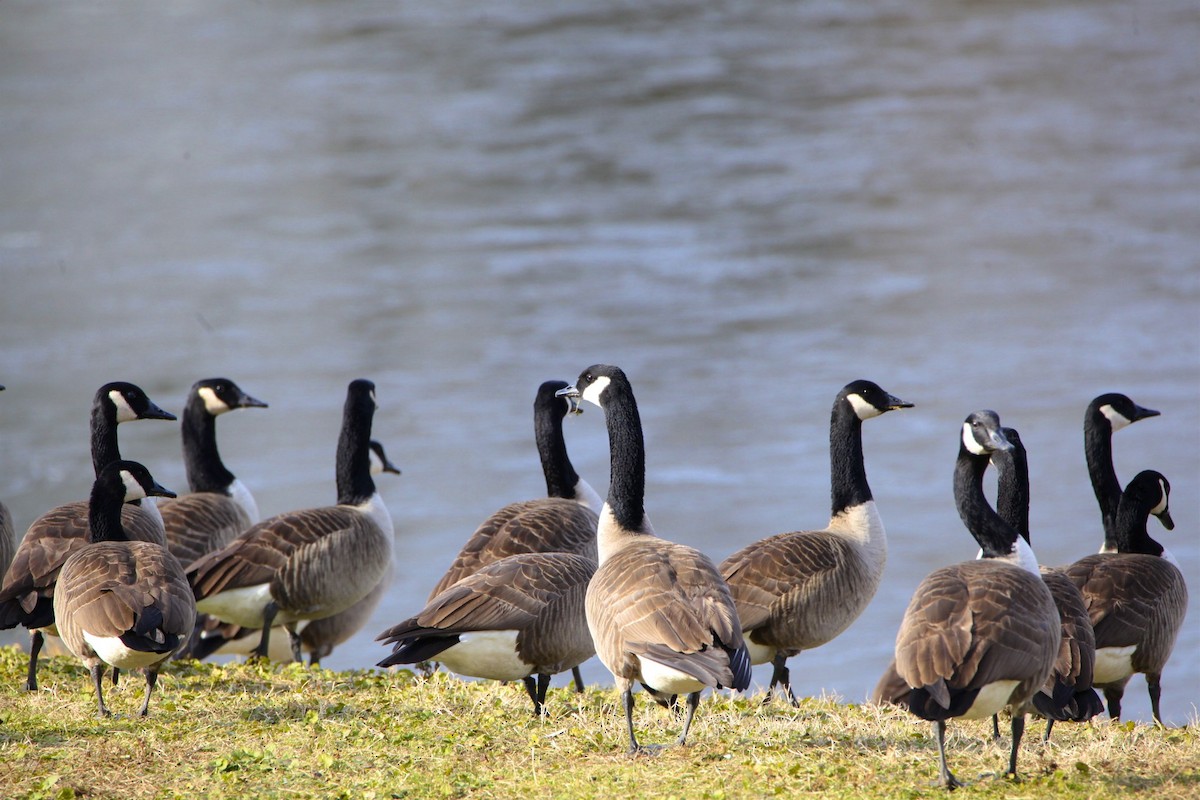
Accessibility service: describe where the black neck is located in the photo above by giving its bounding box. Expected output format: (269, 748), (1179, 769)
(600, 378), (647, 532)
(1113, 490), (1165, 557)
(829, 397), (872, 516)
(90, 394), (121, 477)
(1084, 410), (1121, 548)
(535, 400), (580, 501)
(993, 443), (1030, 544)
(954, 447), (1017, 558)
(87, 475), (130, 544)
(336, 389), (376, 506)
(182, 393), (236, 494)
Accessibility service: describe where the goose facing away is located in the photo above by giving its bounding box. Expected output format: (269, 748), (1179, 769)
(894, 411), (1059, 789)
(719, 379), (911, 705)
(187, 379), (394, 661)
(557, 365), (751, 753)
(53, 460), (194, 717)
(377, 552), (596, 715)
(1084, 393), (1159, 553)
(1063, 469), (1186, 725)
(0, 382), (176, 691)
(159, 377), (269, 566)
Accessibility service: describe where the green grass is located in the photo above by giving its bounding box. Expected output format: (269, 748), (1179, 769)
(0, 645), (1195, 799)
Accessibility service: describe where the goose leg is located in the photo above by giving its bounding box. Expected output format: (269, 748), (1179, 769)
(1146, 673), (1163, 726)
(112, 667), (120, 686)
(91, 663), (111, 718)
(571, 666), (584, 693)
(991, 714), (1002, 743)
(676, 691), (701, 746)
(25, 630), (44, 691)
(139, 669), (158, 717)
(522, 675), (542, 716)
(622, 685), (642, 754)
(536, 673), (551, 714)
(1007, 713), (1025, 779)
(1104, 684), (1125, 722)
(1043, 718), (1055, 743)
(934, 720), (962, 790)
(254, 603), (279, 659)
(767, 652), (798, 706)
(286, 625), (303, 663)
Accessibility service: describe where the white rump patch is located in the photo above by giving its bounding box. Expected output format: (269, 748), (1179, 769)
(581, 375), (611, 409)
(82, 632), (171, 670)
(196, 582), (275, 629)
(197, 386), (232, 415)
(437, 631), (531, 682)
(1093, 645), (1136, 685)
(960, 680), (1020, 720)
(846, 392), (882, 420)
(1099, 404), (1132, 431)
(637, 656), (708, 696)
(109, 390), (139, 423)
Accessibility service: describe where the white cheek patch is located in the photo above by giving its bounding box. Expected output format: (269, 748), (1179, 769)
(120, 469), (149, 502)
(846, 393), (882, 420)
(1152, 481), (1169, 516)
(962, 423), (988, 455)
(1099, 404), (1132, 431)
(197, 386), (232, 415)
(581, 375), (611, 408)
(109, 390), (139, 423)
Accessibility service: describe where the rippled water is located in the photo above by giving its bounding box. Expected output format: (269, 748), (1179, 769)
(2, 1), (1197, 725)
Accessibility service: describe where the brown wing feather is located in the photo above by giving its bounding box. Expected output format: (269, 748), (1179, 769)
(160, 494), (253, 566)
(1040, 567), (1097, 691)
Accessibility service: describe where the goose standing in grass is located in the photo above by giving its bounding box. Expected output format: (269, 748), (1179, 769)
(0, 382), (176, 691)
(719, 380), (910, 705)
(991, 427), (1103, 741)
(54, 460), (193, 717)
(557, 365), (750, 753)
(377, 551), (596, 716)
(1063, 469), (1186, 725)
(159, 378), (269, 566)
(427, 379), (601, 690)
(1084, 393), (1159, 553)
(187, 379), (393, 661)
(893, 411), (1059, 789)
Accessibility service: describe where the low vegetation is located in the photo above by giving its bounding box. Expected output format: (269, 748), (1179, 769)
(0, 645), (1195, 799)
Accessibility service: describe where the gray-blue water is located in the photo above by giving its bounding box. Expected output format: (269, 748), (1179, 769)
(1, 1), (1196, 726)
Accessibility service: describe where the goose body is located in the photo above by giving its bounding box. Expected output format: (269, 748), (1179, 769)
(1063, 469), (1186, 724)
(894, 411), (1059, 789)
(53, 461), (194, 717)
(719, 380), (910, 704)
(558, 365), (750, 753)
(377, 552), (596, 715)
(0, 382), (176, 690)
(187, 380), (393, 661)
(1084, 393), (1159, 554)
(158, 378), (269, 566)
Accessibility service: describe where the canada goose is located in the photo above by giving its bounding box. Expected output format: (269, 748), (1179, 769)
(53, 460), (193, 717)
(1084, 393), (1159, 553)
(991, 427), (1103, 742)
(894, 411), (1059, 789)
(556, 365), (751, 753)
(719, 380), (910, 705)
(184, 440), (402, 664)
(1063, 469), (1186, 725)
(0, 382), (176, 691)
(159, 378), (269, 566)
(187, 379), (394, 661)
(377, 552), (596, 715)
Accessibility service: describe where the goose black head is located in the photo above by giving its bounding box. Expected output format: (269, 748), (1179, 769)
(841, 379), (913, 421)
(98, 382), (177, 423)
(961, 410), (1012, 456)
(193, 377), (269, 416)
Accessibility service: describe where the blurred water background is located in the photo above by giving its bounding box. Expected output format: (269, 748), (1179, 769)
(1, 1), (1196, 725)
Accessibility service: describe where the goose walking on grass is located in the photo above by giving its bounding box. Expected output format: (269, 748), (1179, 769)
(719, 379), (910, 705)
(0, 382), (176, 691)
(159, 377), (269, 567)
(1063, 469), (1186, 725)
(377, 551), (596, 716)
(557, 365), (750, 754)
(894, 411), (1059, 789)
(187, 379), (394, 662)
(54, 461), (193, 717)
(1083, 393), (1159, 554)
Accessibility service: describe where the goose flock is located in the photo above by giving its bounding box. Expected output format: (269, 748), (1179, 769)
(0, 370), (1188, 788)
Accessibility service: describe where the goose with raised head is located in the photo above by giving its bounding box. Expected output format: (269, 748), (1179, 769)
(53, 460), (192, 717)
(1063, 469), (1186, 725)
(557, 365), (751, 754)
(719, 379), (910, 705)
(1084, 393), (1159, 553)
(893, 411), (1059, 789)
(184, 440), (402, 664)
(187, 379), (394, 662)
(159, 378), (269, 566)
(991, 427), (1103, 741)
(0, 382), (176, 691)
(377, 551), (596, 715)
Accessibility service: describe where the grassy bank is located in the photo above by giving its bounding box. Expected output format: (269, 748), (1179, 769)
(0, 645), (1195, 799)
